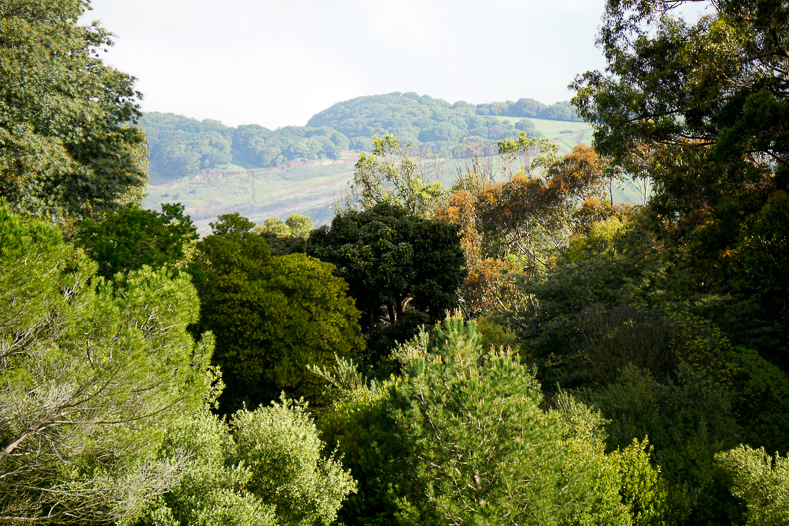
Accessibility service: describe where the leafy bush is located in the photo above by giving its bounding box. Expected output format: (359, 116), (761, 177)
(137, 399), (356, 526)
(583, 364), (744, 524)
(717, 445), (789, 526)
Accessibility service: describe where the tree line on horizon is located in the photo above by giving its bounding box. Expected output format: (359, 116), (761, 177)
(141, 93), (578, 185)
(2, 0), (789, 525)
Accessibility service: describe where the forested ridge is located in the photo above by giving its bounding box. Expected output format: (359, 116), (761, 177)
(2, 0), (789, 525)
(141, 94), (578, 184)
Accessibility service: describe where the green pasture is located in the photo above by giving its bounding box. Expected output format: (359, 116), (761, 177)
(490, 116), (594, 154)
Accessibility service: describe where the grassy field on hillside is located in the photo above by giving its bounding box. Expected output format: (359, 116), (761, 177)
(491, 116), (594, 154)
(144, 161), (356, 234)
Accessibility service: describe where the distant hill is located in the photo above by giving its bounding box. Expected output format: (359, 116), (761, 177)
(141, 113), (349, 185)
(307, 93), (581, 150)
(142, 97), (602, 234)
(140, 93), (581, 185)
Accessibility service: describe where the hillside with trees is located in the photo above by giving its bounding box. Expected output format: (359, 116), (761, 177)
(2, 0), (789, 525)
(140, 93), (580, 184)
(141, 113), (351, 185)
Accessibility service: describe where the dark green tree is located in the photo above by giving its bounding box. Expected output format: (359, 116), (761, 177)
(190, 214), (364, 412)
(309, 203), (466, 340)
(76, 203), (198, 279)
(319, 318), (657, 526)
(0, 0), (148, 219)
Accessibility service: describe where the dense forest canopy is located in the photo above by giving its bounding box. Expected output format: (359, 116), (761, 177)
(140, 93), (579, 184)
(3, 0), (789, 525)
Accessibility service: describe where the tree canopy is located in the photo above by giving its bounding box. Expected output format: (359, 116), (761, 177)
(190, 214), (364, 412)
(76, 203), (198, 280)
(309, 203), (466, 339)
(0, 201), (213, 523)
(0, 0), (147, 219)
(572, 0), (789, 368)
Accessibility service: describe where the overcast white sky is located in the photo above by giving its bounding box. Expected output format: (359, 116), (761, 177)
(82, 0), (613, 129)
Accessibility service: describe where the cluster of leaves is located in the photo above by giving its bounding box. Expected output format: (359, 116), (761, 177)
(348, 135), (447, 218)
(253, 212), (315, 255)
(503, 202), (789, 520)
(8, 0), (789, 524)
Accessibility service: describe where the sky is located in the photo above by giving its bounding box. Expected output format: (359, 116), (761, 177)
(81, 0), (612, 129)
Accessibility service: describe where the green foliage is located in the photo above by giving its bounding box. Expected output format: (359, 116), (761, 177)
(253, 213), (314, 240)
(190, 213), (364, 412)
(321, 319), (655, 526)
(309, 203), (466, 361)
(552, 391), (643, 526)
(497, 131), (560, 176)
(233, 398), (357, 526)
(571, 305), (679, 386)
(717, 445), (789, 526)
(666, 312), (789, 455)
(285, 212), (315, 237)
(608, 439), (672, 526)
(76, 203), (198, 279)
(728, 189), (789, 364)
(389, 317), (632, 526)
(476, 98), (582, 121)
(511, 216), (675, 359)
(137, 399), (356, 526)
(582, 364), (744, 524)
(255, 216), (292, 237)
(0, 202), (213, 524)
(318, 373), (406, 526)
(136, 410), (277, 526)
(574, 0), (789, 187)
(350, 135), (446, 218)
(475, 313), (523, 356)
(0, 0), (147, 219)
